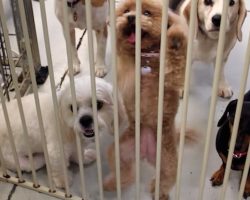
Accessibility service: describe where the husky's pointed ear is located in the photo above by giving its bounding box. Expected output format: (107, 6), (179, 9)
(237, 0), (247, 41)
(180, 0), (198, 39)
(217, 100), (237, 127)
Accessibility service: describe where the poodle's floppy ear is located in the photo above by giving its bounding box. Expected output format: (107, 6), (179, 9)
(237, 0), (247, 41)
(180, 0), (198, 38)
(217, 100), (237, 127)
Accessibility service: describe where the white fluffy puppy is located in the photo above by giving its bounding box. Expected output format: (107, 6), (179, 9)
(55, 0), (108, 77)
(0, 75), (127, 188)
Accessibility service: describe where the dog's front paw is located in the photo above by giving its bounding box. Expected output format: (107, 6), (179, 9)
(103, 173), (117, 191)
(150, 179), (169, 200)
(95, 64), (108, 78)
(210, 168), (224, 186)
(218, 81), (233, 98)
(72, 63), (81, 75)
(83, 149), (96, 165)
(243, 180), (250, 199)
(53, 172), (73, 189)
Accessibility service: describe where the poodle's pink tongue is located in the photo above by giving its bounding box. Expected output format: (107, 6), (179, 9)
(127, 33), (136, 44)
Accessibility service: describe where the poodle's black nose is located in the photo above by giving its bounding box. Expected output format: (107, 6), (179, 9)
(127, 15), (135, 24)
(80, 115), (93, 128)
(212, 14), (221, 27)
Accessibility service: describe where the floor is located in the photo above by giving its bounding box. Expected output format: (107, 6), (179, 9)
(0, 0), (250, 200)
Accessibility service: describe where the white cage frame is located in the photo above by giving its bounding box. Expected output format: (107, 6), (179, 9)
(0, 0), (250, 200)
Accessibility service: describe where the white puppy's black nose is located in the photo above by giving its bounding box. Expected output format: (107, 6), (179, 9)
(80, 115), (93, 128)
(127, 15), (135, 24)
(212, 14), (221, 27)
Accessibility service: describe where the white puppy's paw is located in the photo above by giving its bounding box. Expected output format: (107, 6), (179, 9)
(95, 64), (108, 78)
(218, 81), (233, 98)
(53, 171), (73, 189)
(83, 149), (96, 165)
(53, 176), (66, 189)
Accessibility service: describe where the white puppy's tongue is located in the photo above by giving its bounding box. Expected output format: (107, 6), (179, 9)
(127, 33), (136, 44)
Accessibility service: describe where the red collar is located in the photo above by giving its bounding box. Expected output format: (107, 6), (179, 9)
(232, 151), (248, 159)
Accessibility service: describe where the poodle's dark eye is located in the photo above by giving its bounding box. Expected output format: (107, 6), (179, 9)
(229, 0), (235, 6)
(143, 10), (151, 16)
(204, 0), (213, 6)
(97, 100), (104, 110)
(124, 9), (130, 13)
(69, 104), (78, 113)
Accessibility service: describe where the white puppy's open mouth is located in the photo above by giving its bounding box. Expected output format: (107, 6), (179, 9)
(208, 28), (220, 32)
(83, 128), (95, 138)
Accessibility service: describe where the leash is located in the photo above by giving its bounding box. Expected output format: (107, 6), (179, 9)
(56, 29), (87, 91)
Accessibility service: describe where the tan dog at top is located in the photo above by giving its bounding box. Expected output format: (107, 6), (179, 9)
(103, 0), (188, 199)
(179, 0), (247, 98)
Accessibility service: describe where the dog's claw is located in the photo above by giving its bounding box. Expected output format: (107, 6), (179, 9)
(218, 81), (233, 98)
(72, 63), (81, 75)
(243, 191), (250, 199)
(150, 179), (169, 200)
(83, 149), (96, 165)
(210, 168), (224, 186)
(95, 64), (108, 78)
(103, 173), (117, 191)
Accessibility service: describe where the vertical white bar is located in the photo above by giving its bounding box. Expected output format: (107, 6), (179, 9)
(85, 1), (104, 199)
(39, 0), (80, 193)
(154, 0), (168, 199)
(17, 0), (55, 190)
(175, 0), (198, 199)
(61, 0), (87, 198)
(219, 29), (250, 200)
(18, 0), (68, 188)
(109, 1), (122, 199)
(135, 0), (141, 199)
(0, 0), (33, 184)
(0, 146), (8, 176)
(238, 144), (250, 200)
(198, 1), (229, 199)
(0, 86), (23, 180)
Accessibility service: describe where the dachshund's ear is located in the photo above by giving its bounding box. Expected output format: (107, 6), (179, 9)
(217, 100), (237, 127)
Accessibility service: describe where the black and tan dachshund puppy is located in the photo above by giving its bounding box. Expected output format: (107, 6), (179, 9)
(210, 90), (250, 198)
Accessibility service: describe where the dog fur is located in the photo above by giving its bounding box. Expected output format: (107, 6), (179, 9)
(55, 0), (108, 77)
(0, 75), (127, 189)
(103, 0), (188, 199)
(210, 90), (250, 198)
(179, 0), (247, 98)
